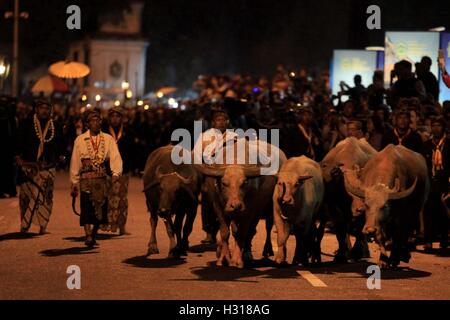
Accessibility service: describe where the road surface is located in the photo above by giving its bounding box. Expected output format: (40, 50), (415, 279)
(0, 172), (449, 300)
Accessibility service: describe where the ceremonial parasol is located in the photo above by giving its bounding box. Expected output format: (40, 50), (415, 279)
(156, 86), (177, 95)
(49, 60), (90, 79)
(31, 75), (69, 95)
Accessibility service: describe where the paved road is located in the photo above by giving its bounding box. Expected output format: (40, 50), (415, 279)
(0, 172), (449, 300)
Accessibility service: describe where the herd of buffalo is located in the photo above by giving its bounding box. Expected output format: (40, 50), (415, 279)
(142, 136), (438, 270)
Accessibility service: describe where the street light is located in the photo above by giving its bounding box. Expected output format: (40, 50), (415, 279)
(365, 46), (385, 51)
(429, 26), (446, 32)
(121, 81), (130, 90)
(0, 57), (10, 92)
(5, 0), (29, 97)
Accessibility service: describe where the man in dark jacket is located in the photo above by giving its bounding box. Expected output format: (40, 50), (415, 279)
(15, 99), (64, 234)
(417, 56), (439, 101)
(421, 116), (450, 251)
(280, 105), (323, 160)
(381, 108), (423, 153)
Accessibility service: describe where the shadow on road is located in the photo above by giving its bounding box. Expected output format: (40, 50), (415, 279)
(63, 234), (122, 243)
(0, 232), (40, 242)
(415, 247), (450, 258)
(40, 247), (99, 257)
(184, 258), (299, 282)
(309, 261), (432, 280)
(123, 255), (187, 268)
(188, 243), (217, 253)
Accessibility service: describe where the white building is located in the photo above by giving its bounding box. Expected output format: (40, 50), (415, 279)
(68, 1), (149, 104)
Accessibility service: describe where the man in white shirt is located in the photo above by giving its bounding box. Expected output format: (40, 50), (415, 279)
(70, 109), (123, 247)
(194, 110), (236, 244)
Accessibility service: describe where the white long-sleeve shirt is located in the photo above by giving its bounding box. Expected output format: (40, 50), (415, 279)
(70, 130), (123, 185)
(193, 128), (238, 165)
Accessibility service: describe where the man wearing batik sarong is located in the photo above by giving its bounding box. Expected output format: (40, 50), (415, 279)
(70, 109), (122, 247)
(15, 99), (63, 234)
(101, 106), (133, 235)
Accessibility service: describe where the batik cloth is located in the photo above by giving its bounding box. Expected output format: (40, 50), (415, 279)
(19, 167), (55, 230)
(101, 175), (129, 232)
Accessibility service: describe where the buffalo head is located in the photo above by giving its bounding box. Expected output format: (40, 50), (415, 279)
(344, 171), (417, 235)
(145, 165), (194, 218)
(195, 164), (262, 214)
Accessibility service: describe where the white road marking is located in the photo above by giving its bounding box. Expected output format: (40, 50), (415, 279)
(297, 270), (328, 287)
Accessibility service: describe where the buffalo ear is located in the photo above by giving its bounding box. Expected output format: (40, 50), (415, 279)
(297, 175), (313, 184)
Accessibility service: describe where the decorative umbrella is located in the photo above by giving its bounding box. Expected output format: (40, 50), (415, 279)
(156, 86), (177, 95)
(49, 60), (90, 79)
(31, 75), (69, 95)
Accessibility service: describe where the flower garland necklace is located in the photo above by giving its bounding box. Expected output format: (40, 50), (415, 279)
(33, 114), (55, 143)
(86, 131), (106, 168)
(33, 114), (55, 160)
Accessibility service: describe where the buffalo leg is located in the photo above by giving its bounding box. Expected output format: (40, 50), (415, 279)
(349, 215), (370, 260)
(293, 228), (310, 266)
(173, 211), (185, 256)
(147, 212), (160, 256)
(217, 216), (231, 266)
(274, 205), (290, 264)
(181, 203), (197, 252)
(164, 218), (178, 258)
(263, 215), (275, 257)
(230, 220), (246, 268)
(312, 220), (325, 265)
(334, 217), (350, 263)
(375, 231), (389, 269)
(231, 237), (245, 269)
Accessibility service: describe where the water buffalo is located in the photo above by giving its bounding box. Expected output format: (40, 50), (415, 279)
(273, 156), (325, 266)
(143, 145), (200, 257)
(321, 137), (378, 262)
(344, 144), (430, 268)
(194, 139), (287, 268)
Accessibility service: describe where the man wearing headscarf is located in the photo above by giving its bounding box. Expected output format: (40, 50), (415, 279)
(421, 116), (450, 252)
(70, 109), (122, 246)
(101, 106), (133, 235)
(193, 109), (237, 244)
(15, 99), (64, 234)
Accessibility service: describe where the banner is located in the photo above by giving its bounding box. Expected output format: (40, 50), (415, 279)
(331, 50), (378, 97)
(440, 32), (450, 102)
(384, 31), (440, 87)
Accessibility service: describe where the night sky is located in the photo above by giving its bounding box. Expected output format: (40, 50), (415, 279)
(0, 0), (449, 92)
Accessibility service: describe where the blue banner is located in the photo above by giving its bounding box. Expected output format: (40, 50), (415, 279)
(331, 50), (378, 97)
(384, 31), (440, 88)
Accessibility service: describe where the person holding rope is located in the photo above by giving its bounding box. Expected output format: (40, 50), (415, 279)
(15, 99), (64, 234)
(70, 109), (122, 247)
